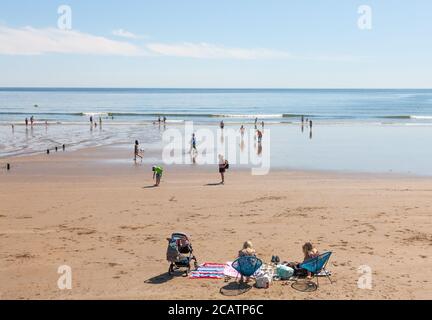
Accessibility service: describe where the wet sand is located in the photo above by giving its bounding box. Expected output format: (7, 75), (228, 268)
(0, 146), (431, 299)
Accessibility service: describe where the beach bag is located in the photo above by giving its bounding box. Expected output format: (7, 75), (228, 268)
(166, 241), (180, 262)
(225, 161), (229, 170)
(255, 274), (271, 288)
(276, 265), (294, 280)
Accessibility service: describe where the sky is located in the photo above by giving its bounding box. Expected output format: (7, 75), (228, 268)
(0, 0), (431, 88)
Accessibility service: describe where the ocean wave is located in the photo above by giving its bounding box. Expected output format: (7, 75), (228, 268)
(379, 115), (432, 120)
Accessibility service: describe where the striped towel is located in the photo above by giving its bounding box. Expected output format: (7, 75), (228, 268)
(223, 261), (240, 278)
(189, 262), (225, 279)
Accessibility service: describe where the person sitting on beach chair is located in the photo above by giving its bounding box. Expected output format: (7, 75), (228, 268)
(235, 241), (259, 283)
(287, 242), (320, 279)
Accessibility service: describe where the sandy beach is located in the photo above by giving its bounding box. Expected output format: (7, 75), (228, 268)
(0, 145), (431, 300)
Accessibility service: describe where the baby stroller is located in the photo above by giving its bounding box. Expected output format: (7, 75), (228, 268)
(166, 232), (198, 276)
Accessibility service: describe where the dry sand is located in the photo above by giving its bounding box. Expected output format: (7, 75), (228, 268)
(0, 146), (431, 300)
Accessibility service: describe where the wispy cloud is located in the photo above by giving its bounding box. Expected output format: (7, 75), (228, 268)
(145, 42), (292, 60)
(112, 28), (140, 39)
(0, 25), (358, 62)
(0, 25), (143, 56)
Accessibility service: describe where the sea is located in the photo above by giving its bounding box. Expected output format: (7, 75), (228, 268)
(1, 88), (431, 175)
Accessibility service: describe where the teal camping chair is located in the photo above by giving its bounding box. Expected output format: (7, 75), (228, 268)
(232, 256), (263, 282)
(298, 251), (333, 287)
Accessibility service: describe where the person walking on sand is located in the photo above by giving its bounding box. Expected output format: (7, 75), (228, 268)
(134, 140), (143, 162)
(25, 118), (28, 127)
(261, 121), (264, 129)
(30, 116), (34, 126)
(218, 154), (229, 184)
(90, 116), (93, 125)
(152, 165), (163, 186)
(220, 120), (224, 130)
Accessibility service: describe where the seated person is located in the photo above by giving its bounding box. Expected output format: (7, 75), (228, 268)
(237, 241), (256, 283)
(238, 241), (256, 257)
(287, 242), (320, 279)
(302, 242), (319, 262)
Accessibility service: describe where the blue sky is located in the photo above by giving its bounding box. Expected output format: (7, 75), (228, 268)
(0, 0), (431, 88)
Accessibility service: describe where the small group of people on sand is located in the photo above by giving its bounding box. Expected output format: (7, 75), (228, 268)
(237, 241), (320, 282)
(134, 140), (163, 187)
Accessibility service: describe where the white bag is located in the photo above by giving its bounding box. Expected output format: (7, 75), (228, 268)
(255, 274), (272, 288)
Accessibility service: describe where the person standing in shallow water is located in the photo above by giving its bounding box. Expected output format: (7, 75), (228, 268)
(134, 140), (143, 162)
(220, 120), (224, 130)
(190, 133), (197, 154)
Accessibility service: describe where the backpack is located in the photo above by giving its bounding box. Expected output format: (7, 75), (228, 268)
(276, 265), (294, 280)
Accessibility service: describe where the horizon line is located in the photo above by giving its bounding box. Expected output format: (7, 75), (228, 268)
(0, 87), (431, 90)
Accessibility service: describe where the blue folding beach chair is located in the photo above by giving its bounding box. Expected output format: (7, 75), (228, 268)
(298, 251), (333, 287)
(232, 256), (263, 282)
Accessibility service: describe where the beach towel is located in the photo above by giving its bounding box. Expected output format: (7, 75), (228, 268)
(223, 261), (240, 278)
(189, 262), (225, 279)
(223, 261), (263, 278)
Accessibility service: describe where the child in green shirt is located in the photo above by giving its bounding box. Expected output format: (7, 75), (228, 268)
(152, 165), (163, 186)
